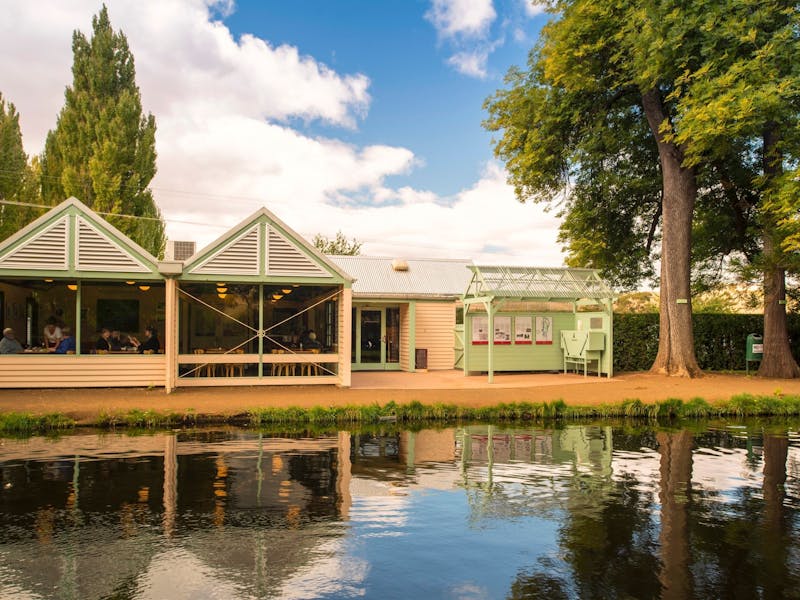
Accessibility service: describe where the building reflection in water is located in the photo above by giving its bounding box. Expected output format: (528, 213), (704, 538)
(0, 423), (798, 599)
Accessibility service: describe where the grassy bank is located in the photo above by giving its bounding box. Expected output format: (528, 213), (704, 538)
(1, 393), (800, 434)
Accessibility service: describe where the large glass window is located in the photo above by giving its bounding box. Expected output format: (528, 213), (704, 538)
(0, 279), (164, 354)
(179, 283), (259, 354)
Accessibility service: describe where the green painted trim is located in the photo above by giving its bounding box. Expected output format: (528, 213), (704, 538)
(408, 301), (416, 373)
(183, 219), (260, 273)
(75, 282), (81, 355)
(267, 219), (349, 282)
(259, 221), (267, 276)
(183, 212), (350, 284)
(177, 274), (342, 285)
(0, 201), (163, 278)
(67, 213), (76, 272)
(258, 284), (264, 378)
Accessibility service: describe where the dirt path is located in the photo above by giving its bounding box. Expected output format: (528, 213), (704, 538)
(1, 371), (798, 424)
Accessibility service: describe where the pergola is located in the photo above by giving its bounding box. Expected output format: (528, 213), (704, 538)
(461, 266), (616, 382)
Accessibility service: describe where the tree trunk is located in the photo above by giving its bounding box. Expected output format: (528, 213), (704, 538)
(757, 247), (800, 378)
(761, 433), (789, 597)
(641, 89), (702, 377)
(657, 431), (694, 600)
(757, 126), (800, 378)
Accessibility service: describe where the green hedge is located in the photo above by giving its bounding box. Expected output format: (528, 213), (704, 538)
(613, 313), (800, 372)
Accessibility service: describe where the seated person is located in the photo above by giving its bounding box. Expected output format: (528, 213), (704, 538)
(130, 326), (161, 354)
(43, 318), (62, 349)
(0, 328), (23, 354)
(109, 330), (123, 351)
(54, 327), (76, 354)
(95, 328), (113, 352)
(303, 330), (323, 350)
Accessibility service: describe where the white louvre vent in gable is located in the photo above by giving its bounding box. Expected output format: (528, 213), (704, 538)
(76, 217), (149, 272)
(194, 225), (260, 275)
(0, 216), (68, 270)
(267, 226), (328, 277)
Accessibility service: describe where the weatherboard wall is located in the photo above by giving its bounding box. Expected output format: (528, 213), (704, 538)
(414, 302), (456, 370)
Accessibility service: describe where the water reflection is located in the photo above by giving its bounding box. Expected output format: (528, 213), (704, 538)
(0, 422), (798, 599)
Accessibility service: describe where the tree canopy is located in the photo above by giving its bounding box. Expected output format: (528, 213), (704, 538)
(485, 0), (800, 377)
(41, 5), (165, 257)
(312, 231), (362, 256)
(0, 94), (41, 241)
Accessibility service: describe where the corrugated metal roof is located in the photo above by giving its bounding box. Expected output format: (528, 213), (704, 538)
(329, 255), (473, 298)
(466, 265), (615, 299)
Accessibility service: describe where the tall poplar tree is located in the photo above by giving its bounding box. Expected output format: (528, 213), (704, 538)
(0, 94), (41, 241)
(41, 5), (165, 257)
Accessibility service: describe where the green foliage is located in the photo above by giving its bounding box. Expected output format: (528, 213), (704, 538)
(614, 312), (800, 371)
(7, 394), (800, 435)
(0, 94), (42, 241)
(41, 5), (165, 257)
(0, 412), (75, 433)
(312, 230), (362, 256)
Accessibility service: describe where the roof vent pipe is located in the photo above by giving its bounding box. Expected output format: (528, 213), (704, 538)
(391, 258), (409, 272)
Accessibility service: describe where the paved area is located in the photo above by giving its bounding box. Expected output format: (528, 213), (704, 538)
(350, 370), (607, 389)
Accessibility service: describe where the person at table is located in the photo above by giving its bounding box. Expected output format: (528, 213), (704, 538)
(130, 326), (161, 353)
(95, 328), (113, 352)
(303, 330), (322, 350)
(0, 328), (23, 354)
(43, 318), (62, 349)
(109, 329), (123, 351)
(54, 327), (76, 354)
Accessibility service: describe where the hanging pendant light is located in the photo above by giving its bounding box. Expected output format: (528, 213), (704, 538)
(139, 285), (151, 291)
(67, 284), (78, 291)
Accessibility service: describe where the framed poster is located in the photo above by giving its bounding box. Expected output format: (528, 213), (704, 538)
(472, 316), (488, 344)
(494, 316), (511, 344)
(515, 316), (532, 344)
(535, 316), (553, 345)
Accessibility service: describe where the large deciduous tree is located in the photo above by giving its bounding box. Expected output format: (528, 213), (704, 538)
(42, 5), (165, 257)
(669, 0), (800, 377)
(485, 0), (702, 376)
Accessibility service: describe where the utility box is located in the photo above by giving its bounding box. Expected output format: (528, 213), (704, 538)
(746, 334), (763, 375)
(415, 348), (428, 371)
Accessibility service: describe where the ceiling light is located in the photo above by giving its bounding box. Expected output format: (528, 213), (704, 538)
(272, 293), (283, 300)
(216, 286), (228, 293)
(281, 288), (292, 294)
(139, 285), (151, 291)
(67, 284), (78, 291)
(126, 280), (136, 285)
(218, 293), (227, 299)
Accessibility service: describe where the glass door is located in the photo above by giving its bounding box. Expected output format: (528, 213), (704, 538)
(360, 309), (382, 364)
(351, 305), (402, 370)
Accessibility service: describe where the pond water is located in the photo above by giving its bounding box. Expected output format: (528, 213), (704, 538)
(1, 421), (799, 600)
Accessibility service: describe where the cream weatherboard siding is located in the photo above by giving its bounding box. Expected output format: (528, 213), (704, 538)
(399, 303), (412, 371)
(414, 302), (456, 370)
(0, 355), (166, 388)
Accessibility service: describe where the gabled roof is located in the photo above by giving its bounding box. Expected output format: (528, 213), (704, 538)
(0, 197), (162, 278)
(182, 207), (353, 283)
(464, 265), (615, 301)
(329, 256), (472, 299)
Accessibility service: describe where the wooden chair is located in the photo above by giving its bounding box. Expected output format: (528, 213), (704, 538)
(224, 349), (245, 377)
(271, 349), (296, 377)
(193, 348), (215, 377)
(300, 349), (321, 376)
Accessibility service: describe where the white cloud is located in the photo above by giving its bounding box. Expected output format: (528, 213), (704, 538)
(425, 0), (497, 39)
(447, 50), (490, 79)
(0, 0), (565, 268)
(520, 0), (548, 18)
